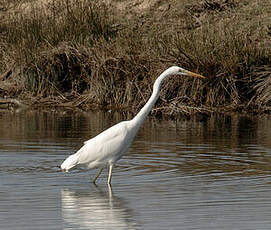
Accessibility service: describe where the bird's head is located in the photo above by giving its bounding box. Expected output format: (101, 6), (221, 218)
(167, 66), (205, 79)
(153, 66), (205, 91)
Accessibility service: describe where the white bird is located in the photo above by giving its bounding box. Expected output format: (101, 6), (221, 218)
(60, 66), (205, 184)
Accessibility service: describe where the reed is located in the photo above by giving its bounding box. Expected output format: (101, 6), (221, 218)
(0, 0), (270, 114)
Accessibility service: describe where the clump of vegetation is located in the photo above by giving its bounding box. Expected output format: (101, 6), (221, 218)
(0, 0), (270, 115)
(186, 0), (238, 14)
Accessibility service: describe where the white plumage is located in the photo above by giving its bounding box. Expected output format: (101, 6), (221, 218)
(60, 66), (205, 184)
(62, 121), (135, 171)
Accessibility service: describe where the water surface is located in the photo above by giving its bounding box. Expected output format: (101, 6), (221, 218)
(0, 110), (271, 229)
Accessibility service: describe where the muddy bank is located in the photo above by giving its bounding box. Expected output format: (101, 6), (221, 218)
(0, 0), (270, 116)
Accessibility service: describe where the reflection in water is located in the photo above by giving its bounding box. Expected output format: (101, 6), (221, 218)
(61, 185), (138, 230)
(1, 110), (271, 230)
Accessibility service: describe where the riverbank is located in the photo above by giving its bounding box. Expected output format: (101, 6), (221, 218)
(0, 0), (270, 116)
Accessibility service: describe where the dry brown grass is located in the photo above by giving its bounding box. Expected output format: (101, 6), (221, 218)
(248, 66), (271, 107)
(0, 0), (270, 115)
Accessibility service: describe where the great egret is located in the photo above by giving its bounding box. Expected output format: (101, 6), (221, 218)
(61, 66), (205, 184)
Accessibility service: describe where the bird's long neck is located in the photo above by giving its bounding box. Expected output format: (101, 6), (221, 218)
(130, 71), (168, 128)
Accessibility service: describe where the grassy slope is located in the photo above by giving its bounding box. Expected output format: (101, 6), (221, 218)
(0, 0), (270, 116)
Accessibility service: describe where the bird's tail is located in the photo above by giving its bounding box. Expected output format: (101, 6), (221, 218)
(61, 153), (79, 172)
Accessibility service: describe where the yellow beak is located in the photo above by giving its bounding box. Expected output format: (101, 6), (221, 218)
(185, 70), (205, 79)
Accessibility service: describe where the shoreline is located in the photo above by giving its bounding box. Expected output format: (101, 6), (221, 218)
(0, 96), (270, 119)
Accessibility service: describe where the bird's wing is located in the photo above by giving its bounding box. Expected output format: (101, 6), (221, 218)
(76, 121), (131, 166)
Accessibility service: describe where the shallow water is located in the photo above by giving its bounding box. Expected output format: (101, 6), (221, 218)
(0, 110), (271, 230)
